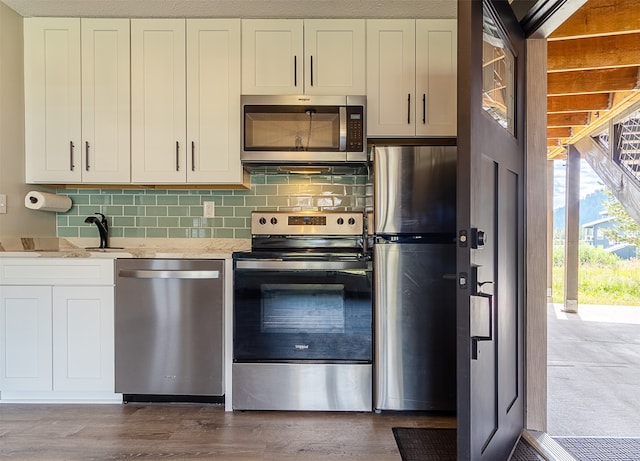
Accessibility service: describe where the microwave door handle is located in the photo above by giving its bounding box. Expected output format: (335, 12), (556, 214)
(339, 106), (347, 151)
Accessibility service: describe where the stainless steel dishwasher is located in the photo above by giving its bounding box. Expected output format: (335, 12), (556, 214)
(115, 259), (224, 401)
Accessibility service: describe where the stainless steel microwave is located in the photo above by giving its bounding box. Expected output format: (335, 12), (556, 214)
(241, 95), (366, 165)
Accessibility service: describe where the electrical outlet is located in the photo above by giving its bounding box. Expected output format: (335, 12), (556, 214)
(203, 201), (215, 218)
(0, 194), (6, 214)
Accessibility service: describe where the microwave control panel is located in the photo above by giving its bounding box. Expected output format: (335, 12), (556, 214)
(346, 106), (364, 152)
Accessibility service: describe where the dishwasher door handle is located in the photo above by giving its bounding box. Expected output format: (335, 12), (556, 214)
(118, 269), (220, 279)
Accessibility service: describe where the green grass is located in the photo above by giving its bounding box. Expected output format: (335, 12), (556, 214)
(552, 259), (640, 305)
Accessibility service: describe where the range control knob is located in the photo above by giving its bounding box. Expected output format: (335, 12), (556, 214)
(270, 217), (278, 225)
(348, 217), (356, 225)
(259, 217), (267, 225)
(337, 217), (344, 225)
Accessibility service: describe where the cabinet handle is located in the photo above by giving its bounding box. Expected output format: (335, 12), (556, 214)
(85, 141), (90, 171)
(294, 56), (297, 87)
(310, 55), (314, 86)
(407, 94), (411, 125)
(422, 94), (426, 124)
(69, 141), (75, 171)
(176, 141), (180, 171)
(191, 141), (195, 172)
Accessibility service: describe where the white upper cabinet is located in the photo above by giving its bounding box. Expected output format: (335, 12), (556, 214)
(132, 19), (243, 184)
(24, 18), (82, 183)
(242, 19), (365, 95)
(81, 19), (131, 183)
(24, 18), (130, 184)
(186, 19), (242, 184)
(367, 19), (457, 137)
(415, 19), (457, 137)
(131, 19), (187, 184)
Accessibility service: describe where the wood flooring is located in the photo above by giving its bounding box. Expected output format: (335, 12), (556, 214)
(0, 403), (456, 460)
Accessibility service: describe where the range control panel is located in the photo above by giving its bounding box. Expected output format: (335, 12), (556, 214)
(251, 211), (363, 236)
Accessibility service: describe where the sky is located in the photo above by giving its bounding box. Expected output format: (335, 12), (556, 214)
(552, 159), (605, 210)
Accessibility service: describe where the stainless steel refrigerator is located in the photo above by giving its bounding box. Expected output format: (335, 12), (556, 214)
(373, 144), (457, 412)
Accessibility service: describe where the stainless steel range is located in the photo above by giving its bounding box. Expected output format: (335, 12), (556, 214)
(232, 211), (372, 411)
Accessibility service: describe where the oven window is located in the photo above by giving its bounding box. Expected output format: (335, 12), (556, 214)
(261, 284), (345, 334)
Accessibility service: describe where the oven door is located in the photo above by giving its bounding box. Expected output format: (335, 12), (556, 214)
(233, 259), (372, 363)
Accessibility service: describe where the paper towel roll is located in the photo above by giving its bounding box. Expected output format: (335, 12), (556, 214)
(24, 191), (72, 212)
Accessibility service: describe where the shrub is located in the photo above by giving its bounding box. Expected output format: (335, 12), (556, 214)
(553, 244), (620, 267)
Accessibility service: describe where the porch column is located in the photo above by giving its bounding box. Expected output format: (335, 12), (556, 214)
(563, 145), (580, 313)
(547, 159), (554, 302)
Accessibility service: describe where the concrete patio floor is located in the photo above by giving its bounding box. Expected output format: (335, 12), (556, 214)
(547, 303), (640, 437)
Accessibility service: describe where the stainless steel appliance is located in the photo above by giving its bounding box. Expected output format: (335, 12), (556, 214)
(241, 95), (366, 165)
(232, 211), (372, 411)
(373, 144), (457, 412)
(115, 259), (224, 401)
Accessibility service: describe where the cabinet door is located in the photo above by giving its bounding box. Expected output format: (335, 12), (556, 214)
(241, 19), (303, 95)
(304, 19), (366, 96)
(52, 286), (114, 392)
(366, 20), (416, 137)
(24, 18), (82, 183)
(186, 19), (242, 184)
(416, 20), (457, 136)
(0, 286), (52, 391)
(131, 19), (187, 184)
(81, 19), (131, 183)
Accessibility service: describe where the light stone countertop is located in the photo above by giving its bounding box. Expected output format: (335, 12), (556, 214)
(0, 237), (251, 259)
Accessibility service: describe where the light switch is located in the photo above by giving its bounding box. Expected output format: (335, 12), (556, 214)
(0, 194), (6, 214)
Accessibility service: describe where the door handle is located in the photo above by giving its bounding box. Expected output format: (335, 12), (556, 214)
(69, 141), (75, 171)
(85, 141), (90, 171)
(470, 292), (493, 360)
(176, 141), (180, 171)
(191, 141), (195, 172)
(407, 93), (411, 124)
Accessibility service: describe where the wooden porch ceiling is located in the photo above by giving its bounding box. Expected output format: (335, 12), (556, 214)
(545, 0), (640, 159)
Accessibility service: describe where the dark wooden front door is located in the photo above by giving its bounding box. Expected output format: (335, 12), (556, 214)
(457, 1), (526, 459)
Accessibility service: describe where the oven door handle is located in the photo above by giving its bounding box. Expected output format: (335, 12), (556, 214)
(235, 260), (370, 271)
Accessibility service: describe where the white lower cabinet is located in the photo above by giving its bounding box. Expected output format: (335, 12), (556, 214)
(0, 259), (117, 402)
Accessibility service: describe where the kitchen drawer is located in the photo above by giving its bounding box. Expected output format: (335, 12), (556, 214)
(0, 258), (114, 286)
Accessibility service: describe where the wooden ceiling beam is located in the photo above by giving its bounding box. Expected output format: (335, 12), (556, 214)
(548, 94), (611, 113)
(548, 32), (640, 71)
(550, 0), (640, 40)
(548, 112), (590, 127)
(547, 67), (639, 95)
(548, 127), (573, 138)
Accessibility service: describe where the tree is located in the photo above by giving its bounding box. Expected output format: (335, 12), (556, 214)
(601, 191), (640, 247)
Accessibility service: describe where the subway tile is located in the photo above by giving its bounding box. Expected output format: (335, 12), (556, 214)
(112, 195), (135, 205)
(145, 206), (169, 217)
(146, 227), (168, 238)
(214, 228), (234, 238)
(58, 227), (79, 237)
(169, 228), (191, 238)
(135, 217), (156, 227)
(124, 227), (146, 238)
(234, 228), (251, 239)
(178, 195), (201, 206)
(213, 206), (234, 217)
(223, 196), (245, 207)
(254, 185), (278, 196)
(245, 196), (267, 207)
(224, 217), (246, 228)
(158, 217), (180, 227)
(135, 195), (157, 206)
(80, 226), (99, 238)
(55, 175), (372, 239)
(157, 195), (179, 205)
(123, 205), (147, 217)
(166, 205), (190, 216)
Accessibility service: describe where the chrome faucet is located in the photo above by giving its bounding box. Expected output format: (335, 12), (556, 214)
(84, 212), (109, 249)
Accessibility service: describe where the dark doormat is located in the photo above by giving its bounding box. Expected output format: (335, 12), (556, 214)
(393, 427), (546, 461)
(554, 437), (640, 460)
(392, 427), (457, 461)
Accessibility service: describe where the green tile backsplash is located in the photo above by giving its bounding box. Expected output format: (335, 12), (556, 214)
(57, 173), (372, 239)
